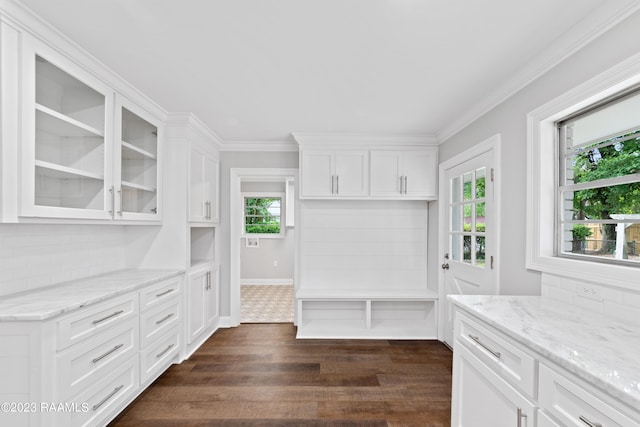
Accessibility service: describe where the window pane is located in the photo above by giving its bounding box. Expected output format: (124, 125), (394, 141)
(451, 235), (461, 261)
(568, 133), (640, 185)
(475, 236), (486, 267)
(244, 197), (282, 234)
(451, 205), (461, 232)
(463, 204), (472, 232)
(476, 202), (486, 232)
(566, 182), (640, 220)
(476, 168), (486, 199)
(463, 173), (472, 201)
(562, 222), (640, 262)
(452, 176), (461, 203)
(463, 235), (471, 263)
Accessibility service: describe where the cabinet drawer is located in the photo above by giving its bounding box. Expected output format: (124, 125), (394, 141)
(455, 312), (536, 398)
(539, 363), (640, 427)
(56, 294), (138, 350)
(140, 299), (180, 348)
(57, 319), (137, 400)
(139, 277), (181, 312)
(64, 355), (139, 427)
(538, 410), (561, 427)
(140, 326), (181, 384)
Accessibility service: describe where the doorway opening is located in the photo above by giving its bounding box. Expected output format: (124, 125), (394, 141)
(230, 168), (298, 325)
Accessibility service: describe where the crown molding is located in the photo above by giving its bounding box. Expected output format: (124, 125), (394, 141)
(292, 132), (437, 149)
(165, 112), (224, 149)
(436, 0), (640, 144)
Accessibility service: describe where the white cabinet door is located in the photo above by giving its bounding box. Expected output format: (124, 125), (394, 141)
(452, 343), (536, 427)
(370, 150), (437, 199)
(20, 33), (114, 220)
(189, 147), (218, 223)
(335, 151), (368, 197)
(205, 267), (219, 327)
(186, 268), (207, 344)
(114, 96), (162, 221)
(370, 151), (403, 197)
(403, 150), (436, 198)
(301, 151), (334, 197)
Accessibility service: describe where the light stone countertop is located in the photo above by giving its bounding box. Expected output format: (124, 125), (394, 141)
(0, 269), (184, 321)
(448, 295), (640, 411)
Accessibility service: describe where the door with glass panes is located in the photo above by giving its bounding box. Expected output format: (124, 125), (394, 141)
(442, 149), (497, 347)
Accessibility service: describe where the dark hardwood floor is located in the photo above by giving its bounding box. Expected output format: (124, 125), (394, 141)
(109, 324), (453, 427)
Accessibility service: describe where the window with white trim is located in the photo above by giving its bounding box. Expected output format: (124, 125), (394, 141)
(557, 88), (640, 265)
(242, 193), (284, 238)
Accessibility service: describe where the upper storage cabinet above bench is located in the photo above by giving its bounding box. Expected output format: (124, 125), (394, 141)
(0, 12), (165, 223)
(293, 133), (438, 201)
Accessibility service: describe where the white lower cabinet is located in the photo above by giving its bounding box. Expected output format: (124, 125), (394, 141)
(452, 307), (640, 427)
(0, 274), (184, 427)
(452, 344), (535, 427)
(186, 264), (219, 355)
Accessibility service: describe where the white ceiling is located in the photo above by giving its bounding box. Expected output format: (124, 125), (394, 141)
(16, 0), (639, 147)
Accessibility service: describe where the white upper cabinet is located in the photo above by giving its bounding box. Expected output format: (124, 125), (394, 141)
(19, 34), (163, 222)
(114, 97), (162, 220)
(301, 150), (368, 198)
(295, 134), (438, 201)
(370, 149), (437, 199)
(189, 145), (219, 223)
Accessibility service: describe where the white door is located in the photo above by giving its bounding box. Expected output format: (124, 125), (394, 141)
(404, 150), (437, 198)
(189, 148), (206, 221)
(203, 155), (219, 222)
(301, 151), (334, 197)
(187, 268), (207, 344)
(442, 149), (498, 347)
(370, 151), (402, 197)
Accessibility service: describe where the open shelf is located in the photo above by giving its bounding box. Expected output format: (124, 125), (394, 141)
(121, 141), (156, 160)
(35, 160), (104, 181)
(36, 104), (104, 137)
(190, 227), (215, 267)
(122, 180), (156, 193)
(121, 108), (158, 156)
(296, 291), (438, 339)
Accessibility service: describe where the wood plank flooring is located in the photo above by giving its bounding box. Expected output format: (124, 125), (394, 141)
(109, 324), (452, 427)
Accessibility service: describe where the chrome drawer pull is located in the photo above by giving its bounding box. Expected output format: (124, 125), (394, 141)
(92, 310), (124, 325)
(517, 408), (527, 427)
(468, 334), (501, 359)
(92, 385), (124, 411)
(156, 289), (174, 298)
(155, 313), (175, 325)
(579, 416), (602, 427)
(91, 344), (124, 364)
(156, 343), (175, 359)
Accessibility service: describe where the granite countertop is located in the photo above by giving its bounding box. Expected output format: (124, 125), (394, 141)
(0, 269), (184, 321)
(448, 295), (640, 411)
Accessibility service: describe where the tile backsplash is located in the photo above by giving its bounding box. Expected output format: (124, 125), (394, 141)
(0, 224), (126, 297)
(541, 272), (640, 325)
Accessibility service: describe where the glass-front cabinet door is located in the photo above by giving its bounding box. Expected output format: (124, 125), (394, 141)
(114, 97), (162, 221)
(20, 34), (162, 222)
(21, 35), (114, 219)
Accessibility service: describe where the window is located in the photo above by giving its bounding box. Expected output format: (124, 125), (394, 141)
(557, 88), (640, 266)
(243, 194), (284, 237)
(450, 167), (487, 267)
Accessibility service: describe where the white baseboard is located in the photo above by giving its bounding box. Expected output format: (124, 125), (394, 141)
(218, 316), (232, 328)
(240, 279), (293, 286)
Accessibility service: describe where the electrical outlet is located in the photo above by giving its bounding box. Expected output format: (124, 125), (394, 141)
(577, 283), (602, 301)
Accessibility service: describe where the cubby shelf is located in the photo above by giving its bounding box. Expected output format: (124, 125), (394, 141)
(121, 141), (156, 160)
(295, 290), (438, 339)
(35, 159), (104, 181)
(122, 180), (156, 193)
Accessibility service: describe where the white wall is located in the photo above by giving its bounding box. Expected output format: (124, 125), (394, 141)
(240, 180), (295, 282)
(0, 224), (126, 296)
(219, 151), (299, 316)
(435, 9), (640, 296)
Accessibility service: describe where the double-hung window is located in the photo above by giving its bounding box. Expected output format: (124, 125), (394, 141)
(557, 88), (640, 266)
(242, 193), (284, 238)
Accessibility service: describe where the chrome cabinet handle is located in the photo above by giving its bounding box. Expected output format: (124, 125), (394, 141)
(517, 408), (527, 427)
(331, 175), (335, 194)
(91, 344), (124, 364)
(468, 334), (501, 359)
(92, 385), (124, 411)
(156, 289), (174, 298)
(579, 416), (602, 427)
(92, 310), (124, 325)
(116, 188), (123, 216)
(399, 176), (404, 194)
(336, 175), (339, 194)
(108, 186), (115, 216)
(404, 176), (408, 194)
(155, 313), (174, 325)
(156, 344), (175, 359)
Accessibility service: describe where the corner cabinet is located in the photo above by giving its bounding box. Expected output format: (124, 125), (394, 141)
(19, 33), (163, 222)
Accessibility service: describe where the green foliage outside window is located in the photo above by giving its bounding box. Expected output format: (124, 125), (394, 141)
(244, 197), (281, 234)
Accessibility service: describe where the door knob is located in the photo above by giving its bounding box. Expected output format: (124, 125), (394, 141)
(441, 263), (450, 270)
